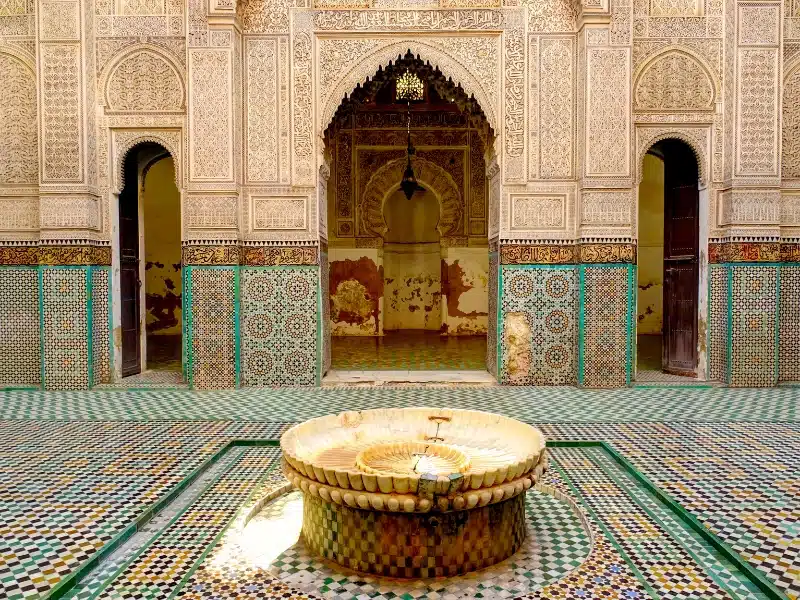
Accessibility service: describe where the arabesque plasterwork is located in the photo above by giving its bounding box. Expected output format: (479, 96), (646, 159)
(359, 157), (465, 238)
(0, 5), (793, 285)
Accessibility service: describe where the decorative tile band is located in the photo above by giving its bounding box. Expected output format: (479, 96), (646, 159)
(780, 243), (800, 263)
(579, 243), (636, 264)
(0, 245), (111, 266)
(501, 244), (576, 265)
(500, 243), (636, 265)
(709, 242), (781, 263)
(242, 246), (318, 266)
(182, 244), (242, 266)
(182, 245), (320, 266)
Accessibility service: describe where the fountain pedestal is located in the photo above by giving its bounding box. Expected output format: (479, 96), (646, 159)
(302, 491), (526, 577)
(280, 408), (547, 578)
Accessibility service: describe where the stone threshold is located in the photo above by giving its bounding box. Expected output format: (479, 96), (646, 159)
(322, 370), (497, 386)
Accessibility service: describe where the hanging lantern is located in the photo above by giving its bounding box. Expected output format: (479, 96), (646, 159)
(400, 156), (418, 201)
(396, 69), (425, 200)
(396, 70), (424, 102)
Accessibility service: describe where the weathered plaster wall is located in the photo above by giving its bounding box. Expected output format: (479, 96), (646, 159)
(441, 248), (489, 335)
(329, 248), (383, 336)
(637, 154), (664, 335)
(384, 189), (440, 245)
(142, 157), (182, 336)
(384, 243), (441, 331)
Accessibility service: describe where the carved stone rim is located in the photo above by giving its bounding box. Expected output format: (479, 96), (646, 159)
(280, 407), (547, 513)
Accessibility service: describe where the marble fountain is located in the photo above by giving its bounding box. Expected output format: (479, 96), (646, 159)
(280, 407), (548, 578)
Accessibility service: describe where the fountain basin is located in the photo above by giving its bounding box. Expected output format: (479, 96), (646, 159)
(280, 407), (547, 577)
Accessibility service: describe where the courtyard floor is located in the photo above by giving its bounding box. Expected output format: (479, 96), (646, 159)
(0, 386), (797, 600)
(330, 331), (488, 371)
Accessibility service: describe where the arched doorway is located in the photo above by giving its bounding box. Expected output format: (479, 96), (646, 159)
(636, 139), (700, 379)
(323, 52), (495, 380)
(117, 142), (182, 378)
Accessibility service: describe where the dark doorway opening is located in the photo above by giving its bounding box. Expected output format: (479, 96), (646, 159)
(637, 139), (699, 378)
(118, 143), (182, 378)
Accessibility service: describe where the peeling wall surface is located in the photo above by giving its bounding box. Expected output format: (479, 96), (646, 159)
(384, 243), (441, 331)
(503, 312), (532, 384)
(637, 153), (664, 335)
(441, 249), (489, 335)
(142, 157), (182, 336)
(329, 249), (383, 336)
(326, 91), (489, 344)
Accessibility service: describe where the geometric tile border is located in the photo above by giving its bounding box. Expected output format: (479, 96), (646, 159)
(45, 439), (792, 600)
(0, 409), (796, 599)
(237, 483), (592, 600)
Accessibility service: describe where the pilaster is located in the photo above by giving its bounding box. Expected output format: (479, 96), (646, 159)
(572, 11), (635, 388)
(36, 0), (101, 243)
(183, 3), (243, 389)
(715, 0), (783, 386)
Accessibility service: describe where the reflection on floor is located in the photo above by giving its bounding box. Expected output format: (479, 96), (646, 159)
(636, 333), (704, 385)
(331, 330), (487, 371)
(323, 370), (497, 385)
(637, 333), (662, 371)
(147, 333), (182, 371)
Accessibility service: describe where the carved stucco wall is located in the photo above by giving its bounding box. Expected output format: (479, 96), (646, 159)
(0, 0), (794, 255)
(0, 47), (38, 242)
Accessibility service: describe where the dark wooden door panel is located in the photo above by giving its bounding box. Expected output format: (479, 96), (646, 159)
(119, 155), (141, 377)
(120, 266), (140, 377)
(665, 185), (698, 259)
(663, 263), (698, 373)
(661, 141), (699, 375)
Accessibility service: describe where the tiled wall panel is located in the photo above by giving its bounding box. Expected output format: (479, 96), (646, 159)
(779, 265), (800, 381)
(0, 267), (40, 386)
(189, 267), (237, 390)
(708, 265), (729, 383)
(320, 253), (331, 376)
(729, 266), (778, 387)
(581, 265), (632, 388)
(500, 266), (578, 386)
(91, 267), (112, 385)
(487, 251), (498, 378)
(42, 268), (90, 390)
(240, 267), (318, 387)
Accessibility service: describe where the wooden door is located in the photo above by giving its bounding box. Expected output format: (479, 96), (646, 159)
(662, 145), (699, 375)
(119, 156), (141, 377)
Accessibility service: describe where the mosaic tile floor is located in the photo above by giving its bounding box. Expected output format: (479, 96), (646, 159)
(0, 387), (797, 600)
(635, 370), (711, 386)
(94, 370), (188, 389)
(331, 331), (487, 370)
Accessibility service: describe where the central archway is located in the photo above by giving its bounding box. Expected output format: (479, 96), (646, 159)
(322, 52), (496, 381)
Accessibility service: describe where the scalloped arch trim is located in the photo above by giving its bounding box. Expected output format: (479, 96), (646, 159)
(320, 39), (498, 135)
(114, 134), (181, 193)
(637, 132), (707, 187)
(360, 157), (464, 238)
